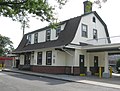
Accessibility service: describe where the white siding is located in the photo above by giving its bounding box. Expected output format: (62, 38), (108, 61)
(38, 31), (46, 42)
(30, 53), (34, 65)
(61, 23), (66, 30)
(42, 51), (46, 65)
(20, 55), (24, 65)
(89, 52), (105, 67)
(31, 48), (76, 66)
(71, 13), (108, 45)
(74, 49), (87, 66)
(51, 29), (57, 40)
(33, 48), (54, 66)
(66, 50), (75, 66)
(56, 51), (66, 66)
(27, 23), (66, 45)
(31, 34), (34, 44)
(33, 52), (37, 65)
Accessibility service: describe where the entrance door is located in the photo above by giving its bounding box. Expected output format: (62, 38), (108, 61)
(16, 59), (20, 68)
(94, 56), (98, 67)
(79, 55), (85, 74)
(94, 56), (99, 74)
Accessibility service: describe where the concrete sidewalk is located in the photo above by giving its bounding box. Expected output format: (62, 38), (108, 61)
(2, 68), (120, 89)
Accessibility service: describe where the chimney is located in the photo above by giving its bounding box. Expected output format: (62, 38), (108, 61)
(83, 1), (92, 14)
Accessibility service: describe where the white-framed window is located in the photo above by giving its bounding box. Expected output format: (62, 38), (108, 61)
(46, 51), (52, 65)
(27, 34), (31, 44)
(81, 24), (88, 37)
(56, 27), (61, 37)
(34, 33), (38, 43)
(37, 52), (42, 65)
(93, 29), (97, 39)
(46, 29), (51, 41)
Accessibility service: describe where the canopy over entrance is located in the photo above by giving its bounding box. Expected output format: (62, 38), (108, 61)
(81, 43), (120, 54)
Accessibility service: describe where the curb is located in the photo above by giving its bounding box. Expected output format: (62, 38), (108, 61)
(2, 69), (120, 89)
(2, 69), (74, 82)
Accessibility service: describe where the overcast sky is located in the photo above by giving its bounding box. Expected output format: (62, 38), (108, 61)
(0, 0), (120, 48)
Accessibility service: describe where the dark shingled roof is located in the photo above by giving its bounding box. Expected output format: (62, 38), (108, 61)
(14, 11), (110, 53)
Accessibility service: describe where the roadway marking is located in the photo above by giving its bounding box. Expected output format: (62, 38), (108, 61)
(0, 73), (6, 76)
(76, 80), (120, 89)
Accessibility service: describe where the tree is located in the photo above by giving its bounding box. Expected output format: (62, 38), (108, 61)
(0, 0), (67, 28)
(93, 0), (107, 8)
(0, 0), (107, 28)
(0, 34), (14, 56)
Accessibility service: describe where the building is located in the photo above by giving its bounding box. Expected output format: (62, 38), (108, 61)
(0, 57), (13, 68)
(14, 1), (114, 77)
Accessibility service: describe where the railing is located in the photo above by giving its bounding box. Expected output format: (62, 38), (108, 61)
(86, 35), (120, 45)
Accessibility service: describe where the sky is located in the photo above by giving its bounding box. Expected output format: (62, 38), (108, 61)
(0, 0), (120, 48)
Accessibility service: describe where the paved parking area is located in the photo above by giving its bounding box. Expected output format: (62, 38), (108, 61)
(2, 68), (120, 89)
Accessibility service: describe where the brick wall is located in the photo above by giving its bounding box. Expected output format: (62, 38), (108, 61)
(31, 65), (67, 74)
(73, 67), (80, 75)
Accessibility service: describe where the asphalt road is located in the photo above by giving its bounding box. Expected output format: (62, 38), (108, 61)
(0, 71), (119, 91)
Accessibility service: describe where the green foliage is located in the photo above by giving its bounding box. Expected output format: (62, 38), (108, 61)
(0, 0), (67, 28)
(0, 34), (14, 56)
(116, 59), (120, 67)
(116, 59), (120, 72)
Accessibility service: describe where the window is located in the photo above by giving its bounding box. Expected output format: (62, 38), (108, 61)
(27, 34), (31, 44)
(56, 27), (61, 37)
(46, 51), (52, 65)
(37, 52), (42, 65)
(24, 53), (31, 65)
(93, 29), (97, 39)
(34, 33), (38, 43)
(46, 29), (51, 41)
(93, 17), (96, 23)
(81, 24), (88, 37)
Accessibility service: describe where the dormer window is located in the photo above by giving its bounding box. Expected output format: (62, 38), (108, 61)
(81, 24), (88, 38)
(34, 33), (38, 43)
(93, 17), (96, 23)
(46, 29), (51, 41)
(56, 27), (61, 37)
(27, 34), (31, 44)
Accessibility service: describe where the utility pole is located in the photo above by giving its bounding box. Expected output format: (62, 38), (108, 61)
(23, 20), (25, 37)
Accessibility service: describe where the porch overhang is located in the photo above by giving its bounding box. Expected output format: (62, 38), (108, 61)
(82, 43), (120, 53)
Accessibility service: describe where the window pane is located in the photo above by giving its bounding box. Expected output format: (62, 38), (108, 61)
(82, 24), (88, 37)
(37, 52), (42, 65)
(27, 34), (31, 44)
(34, 33), (38, 43)
(46, 51), (52, 65)
(56, 27), (61, 37)
(93, 29), (97, 39)
(93, 17), (96, 23)
(46, 29), (51, 41)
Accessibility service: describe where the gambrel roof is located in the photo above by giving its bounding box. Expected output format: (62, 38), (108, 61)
(14, 11), (110, 53)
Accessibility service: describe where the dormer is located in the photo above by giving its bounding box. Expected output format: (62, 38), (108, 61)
(25, 23), (66, 45)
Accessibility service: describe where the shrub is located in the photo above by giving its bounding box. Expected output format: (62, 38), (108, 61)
(116, 59), (120, 73)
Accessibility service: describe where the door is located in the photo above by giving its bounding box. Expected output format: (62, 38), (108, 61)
(94, 56), (99, 74)
(16, 59), (20, 68)
(79, 55), (85, 74)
